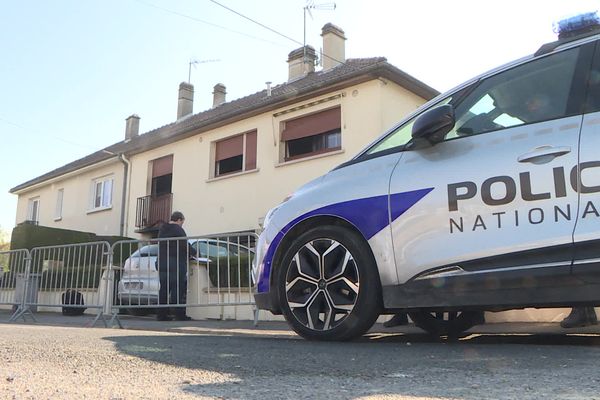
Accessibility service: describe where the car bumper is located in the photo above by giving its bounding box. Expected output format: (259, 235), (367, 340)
(118, 293), (159, 305)
(253, 291), (281, 314)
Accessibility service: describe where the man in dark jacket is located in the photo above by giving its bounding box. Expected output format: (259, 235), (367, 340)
(156, 211), (196, 321)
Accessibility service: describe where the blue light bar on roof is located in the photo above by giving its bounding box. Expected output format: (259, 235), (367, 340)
(554, 11), (600, 39)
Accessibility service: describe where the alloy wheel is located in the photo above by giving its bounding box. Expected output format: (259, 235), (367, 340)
(285, 238), (360, 331)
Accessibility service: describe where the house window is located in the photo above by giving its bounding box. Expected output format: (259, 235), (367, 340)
(91, 176), (113, 210)
(54, 189), (64, 220)
(281, 107), (341, 161)
(27, 197), (40, 224)
(214, 130), (257, 177)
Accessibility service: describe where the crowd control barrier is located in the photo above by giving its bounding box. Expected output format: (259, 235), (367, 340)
(0, 249), (31, 320)
(109, 233), (258, 326)
(4, 233), (259, 328)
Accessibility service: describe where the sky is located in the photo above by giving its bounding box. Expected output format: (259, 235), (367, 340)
(0, 0), (598, 236)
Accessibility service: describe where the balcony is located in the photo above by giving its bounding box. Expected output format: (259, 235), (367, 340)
(135, 193), (172, 231)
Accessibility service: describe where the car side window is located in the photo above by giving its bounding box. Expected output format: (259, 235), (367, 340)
(585, 41), (600, 113)
(445, 47), (581, 140)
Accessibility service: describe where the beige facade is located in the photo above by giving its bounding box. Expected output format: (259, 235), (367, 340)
(13, 159), (125, 235)
(12, 78), (429, 239)
(125, 80), (428, 237)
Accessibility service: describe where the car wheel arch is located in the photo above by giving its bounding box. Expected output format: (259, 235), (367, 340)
(269, 215), (380, 310)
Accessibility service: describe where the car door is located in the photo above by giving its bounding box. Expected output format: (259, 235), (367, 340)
(573, 39), (600, 282)
(387, 43), (594, 307)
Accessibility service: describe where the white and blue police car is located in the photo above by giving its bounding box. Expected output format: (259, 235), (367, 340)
(253, 12), (600, 340)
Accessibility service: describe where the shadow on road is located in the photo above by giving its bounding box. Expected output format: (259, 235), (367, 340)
(103, 331), (600, 400)
(364, 331), (600, 346)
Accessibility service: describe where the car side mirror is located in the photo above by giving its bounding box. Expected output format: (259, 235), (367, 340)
(411, 104), (456, 146)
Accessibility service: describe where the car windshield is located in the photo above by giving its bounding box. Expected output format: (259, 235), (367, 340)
(190, 240), (251, 258)
(365, 97), (454, 155)
(130, 244), (158, 258)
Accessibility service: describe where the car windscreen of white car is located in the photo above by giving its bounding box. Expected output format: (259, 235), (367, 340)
(130, 245), (158, 258)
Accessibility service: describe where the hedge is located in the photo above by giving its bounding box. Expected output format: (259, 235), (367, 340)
(11, 223), (132, 252)
(207, 254), (254, 288)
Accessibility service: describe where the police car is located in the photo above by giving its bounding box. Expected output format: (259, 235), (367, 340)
(253, 12), (600, 340)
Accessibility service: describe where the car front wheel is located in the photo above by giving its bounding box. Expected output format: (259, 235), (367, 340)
(275, 225), (382, 341)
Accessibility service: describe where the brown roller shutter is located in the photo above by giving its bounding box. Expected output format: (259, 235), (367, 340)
(152, 155), (173, 178)
(215, 135), (243, 161)
(281, 107), (341, 142)
(245, 130), (257, 170)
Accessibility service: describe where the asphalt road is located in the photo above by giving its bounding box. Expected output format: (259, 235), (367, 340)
(2, 323), (600, 400)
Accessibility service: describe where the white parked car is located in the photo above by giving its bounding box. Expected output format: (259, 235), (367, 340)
(253, 13), (600, 340)
(118, 239), (253, 313)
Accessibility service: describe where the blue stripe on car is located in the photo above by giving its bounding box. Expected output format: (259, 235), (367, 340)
(257, 187), (433, 292)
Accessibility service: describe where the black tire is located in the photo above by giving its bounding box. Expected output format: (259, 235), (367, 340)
(409, 310), (482, 337)
(275, 225), (382, 341)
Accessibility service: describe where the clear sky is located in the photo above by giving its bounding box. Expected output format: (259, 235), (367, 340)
(0, 0), (597, 235)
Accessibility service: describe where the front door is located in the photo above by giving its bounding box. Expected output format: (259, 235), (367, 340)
(389, 44), (592, 305)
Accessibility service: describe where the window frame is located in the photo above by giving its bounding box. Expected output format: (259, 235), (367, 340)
(584, 40), (600, 114)
(89, 176), (114, 212)
(213, 130), (258, 178)
(54, 189), (64, 221)
(348, 41), (594, 168)
(280, 106), (342, 163)
(27, 197), (40, 224)
(442, 44), (592, 142)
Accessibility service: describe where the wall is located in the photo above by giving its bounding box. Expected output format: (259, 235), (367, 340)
(14, 159), (125, 236)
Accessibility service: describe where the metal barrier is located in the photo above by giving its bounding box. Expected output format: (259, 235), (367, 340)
(20, 242), (112, 326)
(109, 233), (258, 325)
(3, 233), (259, 328)
(0, 249), (31, 320)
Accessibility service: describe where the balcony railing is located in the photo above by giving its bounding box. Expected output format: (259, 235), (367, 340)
(135, 193), (172, 230)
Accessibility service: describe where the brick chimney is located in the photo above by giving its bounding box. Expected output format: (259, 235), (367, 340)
(125, 114), (140, 141)
(212, 83), (226, 108)
(287, 45), (317, 81)
(177, 82), (194, 119)
(321, 23), (346, 70)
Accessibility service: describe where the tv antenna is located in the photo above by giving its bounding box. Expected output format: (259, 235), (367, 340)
(188, 59), (221, 83)
(303, 1), (336, 64)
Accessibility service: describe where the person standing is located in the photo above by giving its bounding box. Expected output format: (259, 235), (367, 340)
(156, 211), (196, 321)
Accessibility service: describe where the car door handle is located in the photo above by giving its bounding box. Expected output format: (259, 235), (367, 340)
(517, 146), (571, 164)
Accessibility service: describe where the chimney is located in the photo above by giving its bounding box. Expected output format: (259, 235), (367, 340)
(212, 83), (227, 108)
(125, 114), (140, 141)
(321, 23), (346, 70)
(177, 82), (194, 119)
(266, 81), (272, 97)
(287, 45), (316, 81)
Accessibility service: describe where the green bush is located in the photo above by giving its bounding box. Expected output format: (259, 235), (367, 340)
(9, 224), (134, 273)
(208, 254), (254, 288)
(11, 224), (96, 251)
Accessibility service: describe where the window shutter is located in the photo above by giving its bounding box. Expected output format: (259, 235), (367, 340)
(281, 107), (341, 141)
(215, 135), (244, 161)
(245, 131), (257, 170)
(152, 155), (173, 178)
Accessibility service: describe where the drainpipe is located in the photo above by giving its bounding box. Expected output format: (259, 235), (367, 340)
(118, 154), (131, 237)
